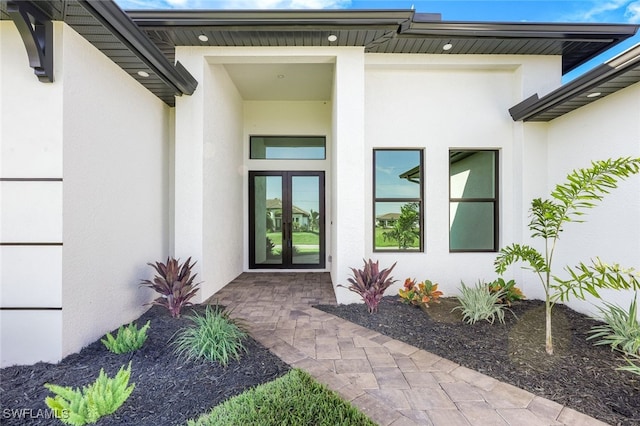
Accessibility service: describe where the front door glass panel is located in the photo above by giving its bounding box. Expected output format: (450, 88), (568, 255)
(250, 171), (325, 269)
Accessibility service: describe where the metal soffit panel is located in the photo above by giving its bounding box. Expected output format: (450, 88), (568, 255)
(1, 0), (194, 106)
(2, 2), (639, 114)
(509, 43), (640, 122)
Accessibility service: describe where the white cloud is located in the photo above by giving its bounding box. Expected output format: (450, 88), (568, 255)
(567, 0), (638, 23)
(626, 1), (640, 22)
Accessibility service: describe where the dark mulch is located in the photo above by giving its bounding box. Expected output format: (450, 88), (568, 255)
(316, 297), (640, 426)
(0, 305), (290, 426)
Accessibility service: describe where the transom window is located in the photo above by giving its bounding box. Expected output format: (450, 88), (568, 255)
(250, 136), (326, 160)
(449, 150), (499, 252)
(373, 149), (424, 252)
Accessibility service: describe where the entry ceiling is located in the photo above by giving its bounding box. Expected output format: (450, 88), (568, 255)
(223, 63), (334, 101)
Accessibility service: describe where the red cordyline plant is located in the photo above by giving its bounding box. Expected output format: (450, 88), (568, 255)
(340, 259), (397, 314)
(140, 257), (200, 318)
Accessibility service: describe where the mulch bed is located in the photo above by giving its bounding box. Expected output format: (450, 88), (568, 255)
(316, 297), (640, 426)
(0, 305), (290, 425)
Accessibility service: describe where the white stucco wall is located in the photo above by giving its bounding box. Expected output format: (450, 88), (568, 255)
(1, 21), (64, 366)
(201, 63), (245, 297)
(361, 54), (560, 299)
(544, 82), (640, 318)
(59, 25), (170, 357)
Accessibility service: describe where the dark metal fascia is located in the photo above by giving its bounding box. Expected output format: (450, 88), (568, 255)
(509, 44), (640, 122)
(399, 21), (639, 40)
(6, 1), (54, 82)
(77, 0), (197, 96)
(127, 9), (416, 28)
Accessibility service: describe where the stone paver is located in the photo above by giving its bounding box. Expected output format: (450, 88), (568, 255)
(208, 272), (608, 426)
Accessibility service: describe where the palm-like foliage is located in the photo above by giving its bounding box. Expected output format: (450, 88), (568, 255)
(495, 157), (640, 355)
(340, 259), (397, 313)
(383, 202), (420, 249)
(140, 257), (200, 318)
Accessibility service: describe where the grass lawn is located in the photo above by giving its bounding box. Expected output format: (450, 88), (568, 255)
(267, 231), (319, 245)
(374, 227), (420, 249)
(187, 368), (375, 426)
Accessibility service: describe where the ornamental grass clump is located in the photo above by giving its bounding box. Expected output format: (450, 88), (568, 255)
(140, 257), (200, 318)
(44, 363), (134, 426)
(172, 305), (247, 366)
(588, 296), (640, 357)
(101, 321), (150, 354)
(339, 259), (397, 314)
(453, 281), (511, 325)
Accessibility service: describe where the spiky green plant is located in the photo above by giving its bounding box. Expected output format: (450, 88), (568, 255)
(172, 305), (247, 366)
(618, 354), (640, 376)
(140, 257), (200, 318)
(101, 321), (150, 354)
(495, 157), (640, 355)
(44, 363), (135, 426)
(588, 295), (640, 356)
(339, 259), (397, 313)
(452, 281), (511, 325)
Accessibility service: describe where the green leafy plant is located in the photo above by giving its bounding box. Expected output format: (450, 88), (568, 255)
(495, 157), (640, 354)
(452, 281), (511, 325)
(339, 259), (397, 313)
(101, 321), (150, 354)
(588, 295), (640, 356)
(383, 202), (420, 249)
(44, 363), (135, 426)
(140, 257), (201, 318)
(398, 278), (443, 307)
(487, 278), (525, 306)
(618, 354), (640, 376)
(172, 305), (247, 366)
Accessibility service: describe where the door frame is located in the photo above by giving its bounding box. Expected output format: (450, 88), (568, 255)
(249, 171), (326, 269)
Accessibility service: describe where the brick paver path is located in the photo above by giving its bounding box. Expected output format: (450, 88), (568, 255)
(208, 272), (607, 426)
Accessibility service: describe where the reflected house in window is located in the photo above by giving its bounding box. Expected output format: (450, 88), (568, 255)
(376, 212), (400, 228)
(266, 198), (310, 231)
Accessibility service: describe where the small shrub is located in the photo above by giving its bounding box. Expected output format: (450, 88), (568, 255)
(44, 363), (135, 426)
(266, 237), (276, 258)
(588, 296), (640, 356)
(339, 259), (397, 313)
(101, 321), (150, 354)
(398, 278), (443, 307)
(453, 281), (512, 325)
(172, 305), (247, 366)
(140, 257), (200, 318)
(487, 278), (525, 306)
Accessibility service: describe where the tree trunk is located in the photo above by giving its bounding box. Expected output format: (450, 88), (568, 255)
(545, 297), (554, 355)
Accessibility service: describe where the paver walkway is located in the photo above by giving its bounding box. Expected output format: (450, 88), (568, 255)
(208, 272), (608, 426)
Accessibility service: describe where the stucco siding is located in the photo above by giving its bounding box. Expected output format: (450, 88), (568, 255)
(61, 24), (170, 357)
(546, 81), (640, 318)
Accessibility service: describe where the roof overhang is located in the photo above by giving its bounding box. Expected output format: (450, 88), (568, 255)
(509, 43), (640, 122)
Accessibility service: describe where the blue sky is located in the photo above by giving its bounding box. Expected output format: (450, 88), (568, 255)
(116, 0), (640, 80)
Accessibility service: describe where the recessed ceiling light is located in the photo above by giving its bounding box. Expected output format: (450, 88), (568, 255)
(198, 34), (209, 42)
(442, 43), (453, 51)
(137, 71), (150, 78)
(327, 34), (338, 42)
(586, 92), (601, 98)
(277, 74), (285, 79)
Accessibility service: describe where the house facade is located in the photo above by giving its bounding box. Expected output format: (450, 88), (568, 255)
(1, 1), (639, 367)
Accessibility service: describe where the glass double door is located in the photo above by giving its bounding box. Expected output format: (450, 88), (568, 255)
(249, 171), (325, 269)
